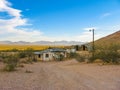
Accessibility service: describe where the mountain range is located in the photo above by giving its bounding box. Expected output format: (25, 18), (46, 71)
(0, 40), (84, 45)
(1, 30), (120, 46)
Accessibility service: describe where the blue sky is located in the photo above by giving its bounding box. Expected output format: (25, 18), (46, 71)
(0, 0), (120, 42)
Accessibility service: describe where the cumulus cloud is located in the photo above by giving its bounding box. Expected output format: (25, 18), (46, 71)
(0, 0), (21, 17)
(0, 0), (42, 41)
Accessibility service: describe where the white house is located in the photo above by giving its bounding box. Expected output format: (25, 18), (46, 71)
(34, 48), (67, 61)
(66, 48), (76, 53)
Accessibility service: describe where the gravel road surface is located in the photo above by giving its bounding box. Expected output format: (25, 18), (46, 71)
(0, 60), (120, 90)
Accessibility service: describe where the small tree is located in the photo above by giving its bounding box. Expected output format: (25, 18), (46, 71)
(3, 55), (19, 71)
(68, 52), (86, 62)
(59, 54), (64, 61)
(25, 48), (35, 63)
(68, 52), (78, 59)
(18, 51), (27, 58)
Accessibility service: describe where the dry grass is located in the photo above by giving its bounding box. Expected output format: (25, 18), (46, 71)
(0, 44), (65, 50)
(95, 30), (120, 45)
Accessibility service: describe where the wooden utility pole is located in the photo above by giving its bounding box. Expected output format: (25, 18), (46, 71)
(90, 29), (95, 61)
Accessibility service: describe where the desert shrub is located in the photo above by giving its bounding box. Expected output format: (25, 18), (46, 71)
(59, 54), (64, 61)
(55, 54), (65, 61)
(18, 51), (27, 58)
(32, 56), (37, 62)
(68, 52), (78, 58)
(88, 52), (97, 63)
(75, 54), (86, 62)
(3, 55), (19, 71)
(68, 52), (86, 62)
(92, 44), (120, 64)
(18, 48), (37, 63)
(25, 48), (34, 57)
(25, 48), (36, 62)
(0, 52), (3, 62)
(0, 53), (7, 59)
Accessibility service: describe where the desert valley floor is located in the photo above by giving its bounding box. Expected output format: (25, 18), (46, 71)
(0, 60), (120, 90)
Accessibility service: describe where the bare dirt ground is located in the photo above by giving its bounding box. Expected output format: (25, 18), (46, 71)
(0, 60), (120, 90)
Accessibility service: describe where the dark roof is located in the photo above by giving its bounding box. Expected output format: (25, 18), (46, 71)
(34, 48), (66, 54)
(50, 48), (65, 52)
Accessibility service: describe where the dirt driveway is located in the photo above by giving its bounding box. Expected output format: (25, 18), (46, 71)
(0, 60), (120, 90)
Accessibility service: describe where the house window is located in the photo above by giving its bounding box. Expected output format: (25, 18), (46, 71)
(46, 54), (49, 58)
(75, 45), (79, 51)
(38, 54), (41, 58)
(83, 45), (86, 51)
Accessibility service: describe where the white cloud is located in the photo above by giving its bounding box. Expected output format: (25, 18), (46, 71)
(0, 0), (43, 42)
(0, 0), (21, 17)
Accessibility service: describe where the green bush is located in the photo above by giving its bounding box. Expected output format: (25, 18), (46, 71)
(68, 44), (120, 64)
(68, 52), (78, 58)
(3, 55), (19, 71)
(68, 52), (85, 62)
(25, 48), (34, 57)
(18, 51), (27, 58)
(18, 48), (37, 63)
(93, 44), (120, 64)
(59, 54), (64, 61)
(75, 54), (86, 62)
(55, 54), (65, 61)
(0, 53), (8, 60)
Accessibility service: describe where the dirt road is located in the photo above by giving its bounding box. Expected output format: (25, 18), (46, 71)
(0, 60), (120, 90)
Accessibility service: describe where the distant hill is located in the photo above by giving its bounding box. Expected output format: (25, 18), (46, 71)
(95, 30), (120, 45)
(0, 40), (84, 45)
